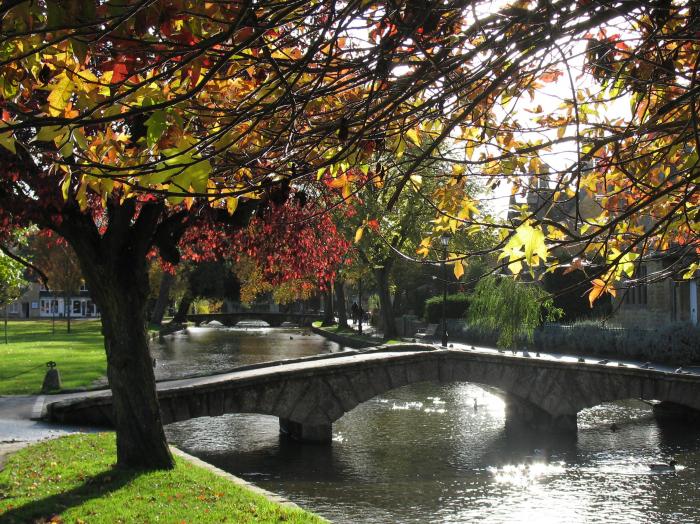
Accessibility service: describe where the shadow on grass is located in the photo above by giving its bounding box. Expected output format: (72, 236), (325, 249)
(1, 467), (142, 523)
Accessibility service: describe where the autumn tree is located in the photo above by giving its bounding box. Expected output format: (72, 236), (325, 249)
(1, 0), (699, 470)
(0, 250), (27, 343)
(23, 231), (84, 332)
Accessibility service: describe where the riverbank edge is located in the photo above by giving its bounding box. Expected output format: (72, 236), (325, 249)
(310, 324), (377, 349)
(169, 446), (306, 511)
(0, 436), (327, 522)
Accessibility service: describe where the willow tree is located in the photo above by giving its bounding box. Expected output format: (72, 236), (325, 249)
(1, 0), (698, 470)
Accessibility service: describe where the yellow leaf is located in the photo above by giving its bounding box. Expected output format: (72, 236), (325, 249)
(61, 171), (72, 201)
(410, 174), (422, 188)
(354, 226), (364, 243)
(588, 279), (606, 308)
(406, 128), (421, 146)
(226, 196), (238, 215)
(47, 74), (74, 117)
(453, 260), (464, 279)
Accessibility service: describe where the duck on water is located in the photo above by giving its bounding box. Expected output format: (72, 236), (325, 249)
(649, 460), (677, 473)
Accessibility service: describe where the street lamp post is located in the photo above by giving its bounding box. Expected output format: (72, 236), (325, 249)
(440, 233), (450, 347)
(358, 277), (363, 335)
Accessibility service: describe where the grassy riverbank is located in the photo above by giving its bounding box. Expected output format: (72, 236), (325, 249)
(312, 321), (401, 346)
(0, 433), (324, 523)
(0, 320), (169, 395)
(0, 320), (106, 395)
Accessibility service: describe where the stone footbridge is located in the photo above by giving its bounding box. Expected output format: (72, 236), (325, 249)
(186, 312), (323, 327)
(45, 345), (700, 442)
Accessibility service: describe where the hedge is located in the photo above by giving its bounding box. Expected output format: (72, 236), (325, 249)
(424, 293), (470, 323)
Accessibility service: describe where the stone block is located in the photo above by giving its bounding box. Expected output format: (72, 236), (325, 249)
(346, 370), (375, 402)
(275, 380), (310, 419)
(363, 367), (391, 398)
(187, 394), (206, 419)
(324, 375), (360, 412)
(254, 383), (286, 416)
(238, 388), (261, 413)
(206, 390), (225, 417)
(286, 381), (322, 422)
(173, 399), (190, 422)
(316, 381), (345, 422)
(386, 364), (409, 389)
(223, 391), (242, 413)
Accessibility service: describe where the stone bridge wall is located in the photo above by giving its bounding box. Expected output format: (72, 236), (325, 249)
(46, 347), (700, 442)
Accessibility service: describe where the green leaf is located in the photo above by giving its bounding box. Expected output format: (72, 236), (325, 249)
(0, 125), (15, 154)
(145, 110), (168, 148)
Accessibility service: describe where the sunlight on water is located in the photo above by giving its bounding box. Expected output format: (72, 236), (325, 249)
(490, 462), (567, 487)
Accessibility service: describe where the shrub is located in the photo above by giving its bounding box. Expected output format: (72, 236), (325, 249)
(424, 293), (471, 323)
(467, 276), (562, 349)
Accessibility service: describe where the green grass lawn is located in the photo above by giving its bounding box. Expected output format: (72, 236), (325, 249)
(0, 320), (106, 395)
(0, 433), (325, 524)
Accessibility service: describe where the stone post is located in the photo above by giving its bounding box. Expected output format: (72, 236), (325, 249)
(42, 361), (61, 393)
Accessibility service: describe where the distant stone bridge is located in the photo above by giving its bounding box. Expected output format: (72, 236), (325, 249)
(186, 312), (323, 327)
(46, 346), (700, 442)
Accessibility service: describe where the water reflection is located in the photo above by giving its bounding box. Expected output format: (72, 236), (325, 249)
(152, 324), (344, 380)
(161, 327), (700, 523)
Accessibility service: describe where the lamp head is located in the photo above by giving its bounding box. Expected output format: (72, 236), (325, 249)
(440, 233), (451, 247)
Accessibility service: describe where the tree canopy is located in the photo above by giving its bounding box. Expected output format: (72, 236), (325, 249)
(1, 0), (699, 468)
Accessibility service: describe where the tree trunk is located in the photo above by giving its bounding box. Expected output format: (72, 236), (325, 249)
(335, 279), (348, 327)
(65, 293), (71, 333)
(374, 265), (397, 339)
(95, 269), (173, 470)
(172, 292), (193, 324)
(62, 204), (174, 470)
(322, 284), (334, 325)
(150, 271), (174, 326)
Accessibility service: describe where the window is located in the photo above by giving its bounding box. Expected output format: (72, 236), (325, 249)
(73, 300), (81, 314)
(8, 302), (19, 314)
(624, 265), (648, 306)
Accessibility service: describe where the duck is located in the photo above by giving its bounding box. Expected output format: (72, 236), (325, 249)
(675, 366), (684, 374)
(641, 362), (652, 369)
(598, 359), (610, 365)
(649, 460), (677, 472)
(577, 357), (585, 363)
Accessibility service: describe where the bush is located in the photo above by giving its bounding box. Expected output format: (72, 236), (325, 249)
(467, 276), (562, 349)
(424, 293), (471, 323)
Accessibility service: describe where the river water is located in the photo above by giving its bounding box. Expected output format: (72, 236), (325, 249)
(155, 325), (700, 523)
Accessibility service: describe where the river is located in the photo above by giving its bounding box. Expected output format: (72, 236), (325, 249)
(154, 325), (700, 523)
